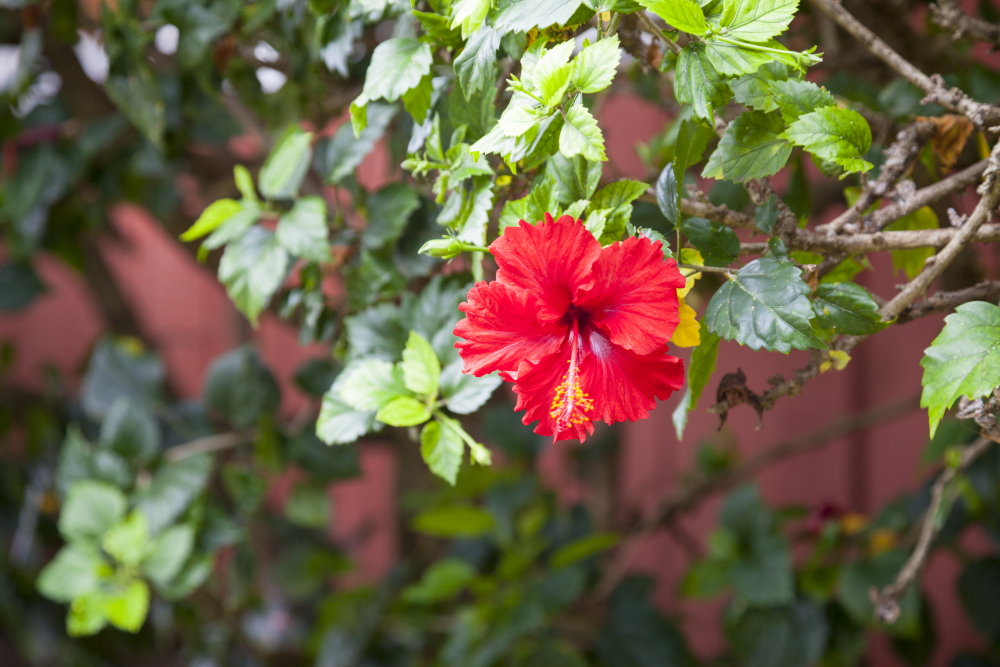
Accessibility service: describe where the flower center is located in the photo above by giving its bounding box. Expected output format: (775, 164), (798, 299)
(549, 316), (594, 435)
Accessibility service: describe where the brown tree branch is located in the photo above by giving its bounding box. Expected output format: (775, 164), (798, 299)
(868, 158), (990, 231)
(809, 0), (1000, 130)
(930, 0), (1000, 48)
(896, 280), (1000, 323)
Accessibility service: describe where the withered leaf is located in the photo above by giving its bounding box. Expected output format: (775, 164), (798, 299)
(714, 368), (764, 430)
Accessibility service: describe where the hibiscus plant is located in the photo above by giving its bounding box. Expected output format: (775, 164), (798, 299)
(7, 0), (1000, 665)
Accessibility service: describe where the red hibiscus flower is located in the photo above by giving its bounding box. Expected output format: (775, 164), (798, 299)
(454, 213), (687, 442)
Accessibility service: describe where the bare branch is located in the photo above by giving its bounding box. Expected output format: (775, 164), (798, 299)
(930, 0), (1000, 48)
(809, 0), (1000, 130)
(871, 434), (995, 623)
(869, 158), (990, 231)
(896, 280), (1000, 323)
(791, 223), (1000, 254)
(678, 196), (760, 232)
(166, 431), (253, 461)
(880, 143), (1000, 321)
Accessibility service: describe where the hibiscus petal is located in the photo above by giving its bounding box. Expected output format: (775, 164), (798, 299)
(455, 280), (567, 377)
(490, 214), (601, 320)
(511, 349), (595, 443)
(575, 235), (687, 355)
(578, 327), (684, 425)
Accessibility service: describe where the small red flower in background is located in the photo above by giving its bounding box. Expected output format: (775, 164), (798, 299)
(454, 213), (687, 442)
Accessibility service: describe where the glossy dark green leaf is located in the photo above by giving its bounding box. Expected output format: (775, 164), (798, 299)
(655, 163), (679, 226)
(204, 347), (280, 429)
(0, 261), (45, 310)
(811, 282), (887, 336)
(703, 110), (792, 182)
(682, 217), (739, 266)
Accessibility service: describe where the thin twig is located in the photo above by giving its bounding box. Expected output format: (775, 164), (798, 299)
(166, 431), (253, 462)
(679, 262), (734, 275)
(896, 280), (1000, 323)
(930, 0), (1000, 48)
(871, 434), (996, 622)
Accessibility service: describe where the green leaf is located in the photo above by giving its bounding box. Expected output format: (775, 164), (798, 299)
(234, 165), (258, 203)
(839, 551), (921, 636)
(704, 258), (827, 352)
(958, 558), (1000, 643)
(886, 206), (938, 279)
(105, 579), (150, 633)
(722, 0), (798, 41)
(590, 179), (649, 244)
(489, 0), (585, 32)
(218, 227), (290, 325)
(103, 512), (150, 567)
(59, 480), (127, 543)
(551, 153), (602, 203)
(656, 163), (680, 226)
(201, 203), (261, 250)
(204, 347), (280, 428)
(362, 38), (434, 102)
(597, 576), (691, 667)
(559, 102), (606, 162)
(440, 361), (503, 414)
(680, 558), (731, 599)
(377, 396), (433, 427)
(276, 196), (331, 262)
(0, 261), (45, 311)
(675, 43), (730, 122)
(730, 532), (794, 606)
(142, 524), (195, 587)
(921, 301), (1000, 437)
(571, 35), (622, 93)
(284, 483), (330, 528)
(439, 412), (492, 465)
(550, 533), (620, 569)
(402, 331), (441, 396)
(672, 330), (721, 440)
(725, 600), (827, 667)
(781, 106), (873, 175)
(420, 419), (464, 484)
(638, 0), (706, 33)
(454, 27), (501, 99)
(730, 62), (788, 112)
(412, 505), (495, 536)
(363, 183), (421, 249)
(67, 592), (108, 636)
(37, 543), (107, 603)
(402, 74), (434, 124)
(403, 558), (477, 603)
(134, 455), (212, 535)
(533, 40), (575, 106)
(703, 110), (792, 182)
(451, 0), (492, 37)
(682, 217), (740, 266)
(704, 39), (781, 76)
(99, 397), (160, 465)
(258, 126), (314, 200)
(768, 78), (835, 123)
(319, 104), (396, 184)
(104, 68), (165, 148)
(673, 118), (715, 176)
(338, 359), (411, 411)
(180, 199), (242, 241)
(811, 282), (887, 336)
(755, 195), (779, 234)
(317, 391), (376, 445)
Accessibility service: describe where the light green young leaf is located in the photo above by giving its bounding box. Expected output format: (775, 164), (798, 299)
(780, 106), (873, 175)
(218, 227), (290, 325)
(559, 102), (606, 162)
(886, 206), (938, 279)
(451, 0), (492, 37)
(316, 391), (377, 445)
(730, 62), (788, 112)
(337, 359), (411, 412)
(440, 361), (503, 414)
(675, 43), (730, 122)
(639, 0), (706, 33)
(105, 579), (150, 633)
(59, 480), (127, 543)
(499, 103), (546, 138)
(402, 331), (441, 397)
(37, 543), (107, 603)
(768, 78), (834, 123)
(590, 179), (649, 244)
(532, 40), (575, 104)
(403, 558), (477, 603)
(489, 0), (585, 32)
(722, 0), (799, 41)
(134, 455), (211, 535)
(439, 412), (491, 465)
(811, 282), (887, 336)
(412, 505), (494, 537)
(584, 208), (610, 240)
(420, 419), (463, 485)
(234, 165), (258, 203)
(259, 127), (314, 200)
(571, 35), (622, 93)
(142, 524), (195, 586)
(103, 511), (150, 567)
(705, 38), (802, 76)
(702, 110), (792, 182)
(201, 203), (260, 250)
(362, 38), (434, 102)
(275, 196), (331, 262)
(704, 258), (827, 352)
(68, 591), (108, 636)
(180, 199), (242, 242)
(672, 331), (721, 440)
(921, 301), (1000, 437)
(454, 27), (501, 99)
